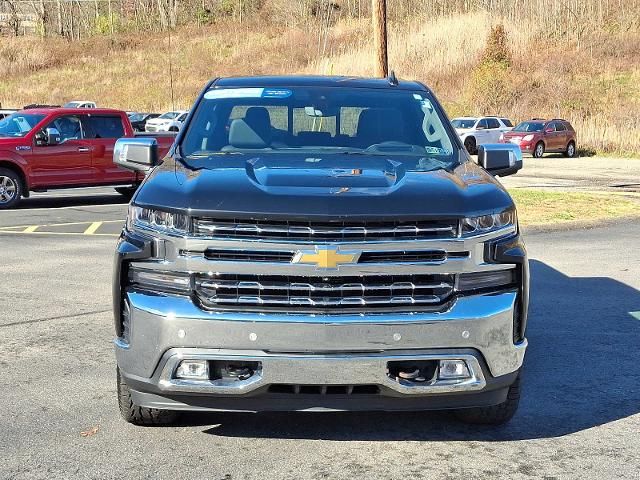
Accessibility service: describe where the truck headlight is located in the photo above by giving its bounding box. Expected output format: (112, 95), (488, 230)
(127, 205), (190, 235)
(461, 208), (516, 236)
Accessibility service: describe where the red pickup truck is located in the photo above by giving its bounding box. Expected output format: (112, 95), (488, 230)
(0, 107), (174, 209)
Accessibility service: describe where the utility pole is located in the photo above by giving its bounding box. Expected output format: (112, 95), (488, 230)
(372, 0), (388, 77)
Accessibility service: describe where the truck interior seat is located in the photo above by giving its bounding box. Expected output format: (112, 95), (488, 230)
(356, 108), (406, 146)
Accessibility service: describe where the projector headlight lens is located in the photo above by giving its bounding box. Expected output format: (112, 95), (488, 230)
(462, 208), (516, 236)
(127, 205), (190, 235)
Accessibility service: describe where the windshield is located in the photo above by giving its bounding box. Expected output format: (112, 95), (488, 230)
(513, 122), (544, 132)
(0, 113), (46, 137)
(451, 118), (477, 129)
(159, 112), (180, 119)
(181, 86), (456, 165)
(129, 113), (146, 122)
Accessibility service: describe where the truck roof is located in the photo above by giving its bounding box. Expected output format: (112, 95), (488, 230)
(16, 107), (124, 116)
(213, 75), (428, 91)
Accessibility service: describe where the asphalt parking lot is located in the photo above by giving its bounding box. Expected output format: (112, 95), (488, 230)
(1, 182), (639, 479)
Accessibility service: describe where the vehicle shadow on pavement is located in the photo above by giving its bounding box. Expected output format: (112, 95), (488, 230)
(16, 193), (128, 209)
(190, 259), (640, 441)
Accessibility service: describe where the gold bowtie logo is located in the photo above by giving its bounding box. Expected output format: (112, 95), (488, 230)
(293, 247), (359, 269)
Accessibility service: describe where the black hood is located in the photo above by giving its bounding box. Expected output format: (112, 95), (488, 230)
(133, 154), (513, 220)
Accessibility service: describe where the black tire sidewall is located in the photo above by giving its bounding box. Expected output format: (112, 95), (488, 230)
(533, 142), (544, 158)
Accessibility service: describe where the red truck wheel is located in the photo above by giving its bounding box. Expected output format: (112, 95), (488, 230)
(0, 167), (22, 209)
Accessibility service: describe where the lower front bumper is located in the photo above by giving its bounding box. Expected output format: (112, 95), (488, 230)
(116, 290), (526, 411)
(122, 347), (520, 412)
(128, 368), (519, 413)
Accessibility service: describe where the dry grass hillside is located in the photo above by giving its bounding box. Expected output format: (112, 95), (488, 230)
(1, 1), (639, 155)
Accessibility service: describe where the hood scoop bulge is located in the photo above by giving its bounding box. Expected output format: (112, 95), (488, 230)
(245, 156), (405, 190)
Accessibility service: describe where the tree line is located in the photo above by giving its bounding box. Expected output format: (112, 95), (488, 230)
(1, 0), (637, 40)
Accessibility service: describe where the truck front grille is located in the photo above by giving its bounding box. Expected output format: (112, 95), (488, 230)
(194, 273), (454, 311)
(192, 218), (458, 242)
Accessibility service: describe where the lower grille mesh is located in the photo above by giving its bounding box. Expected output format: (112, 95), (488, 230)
(195, 273), (454, 311)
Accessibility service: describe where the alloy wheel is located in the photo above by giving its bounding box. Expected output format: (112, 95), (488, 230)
(535, 144), (544, 158)
(0, 175), (17, 204)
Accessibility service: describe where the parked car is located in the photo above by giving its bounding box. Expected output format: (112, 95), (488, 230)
(112, 75), (527, 427)
(0, 107), (174, 208)
(501, 118), (577, 158)
(128, 112), (160, 132)
(145, 110), (188, 132)
(451, 116), (514, 154)
(63, 100), (97, 109)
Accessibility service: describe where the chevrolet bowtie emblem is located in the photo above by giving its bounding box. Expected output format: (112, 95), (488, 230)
(293, 247), (359, 269)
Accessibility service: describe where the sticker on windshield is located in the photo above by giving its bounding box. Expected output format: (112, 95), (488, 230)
(204, 88), (265, 99)
(261, 88), (292, 98)
(425, 146), (450, 155)
(204, 87), (293, 100)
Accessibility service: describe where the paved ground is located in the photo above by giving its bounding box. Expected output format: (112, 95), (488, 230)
(0, 190), (639, 479)
(499, 155), (640, 194)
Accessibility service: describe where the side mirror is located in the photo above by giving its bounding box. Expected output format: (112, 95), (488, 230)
(476, 124), (485, 130)
(35, 127), (61, 146)
(113, 137), (159, 172)
(477, 144), (522, 177)
(544, 128), (554, 134)
(45, 127), (61, 145)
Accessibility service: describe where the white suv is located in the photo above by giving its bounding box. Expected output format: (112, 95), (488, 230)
(145, 110), (188, 132)
(451, 116), (513, 154)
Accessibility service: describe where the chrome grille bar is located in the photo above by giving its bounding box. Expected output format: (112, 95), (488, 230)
(195, 274), (454, 311)
(192, 218), (458, 242)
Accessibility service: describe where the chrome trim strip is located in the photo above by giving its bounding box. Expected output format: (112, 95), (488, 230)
(131, 256), (512, 276)
(157, 350), (486, 396)
(192, 220), (458, 241)
(125, 289), (515, 323)
(197, 279), (453, 292)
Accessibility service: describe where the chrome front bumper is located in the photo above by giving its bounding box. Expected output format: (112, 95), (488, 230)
(116, 289), (526, 400)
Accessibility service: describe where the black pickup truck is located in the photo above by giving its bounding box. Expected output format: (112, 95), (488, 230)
(112, 75), (528, 426)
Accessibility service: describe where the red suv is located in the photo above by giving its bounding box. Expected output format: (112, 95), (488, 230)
(501, 119), (577, 158)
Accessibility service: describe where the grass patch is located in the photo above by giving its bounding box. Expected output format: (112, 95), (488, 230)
(509, 189), (640, 226)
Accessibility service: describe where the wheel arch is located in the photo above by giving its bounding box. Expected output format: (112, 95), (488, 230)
(0, 158), (29, 194)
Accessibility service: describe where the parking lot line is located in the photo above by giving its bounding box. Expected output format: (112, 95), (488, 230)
(0, 220), (122, 237)
(83, 222), (104, 235)
(0, 220), (123, 230)
(0, 230), (118, 237)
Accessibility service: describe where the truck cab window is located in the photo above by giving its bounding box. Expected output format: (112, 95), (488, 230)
(83, 116), (125, 139)
(48, 115), (83, 143)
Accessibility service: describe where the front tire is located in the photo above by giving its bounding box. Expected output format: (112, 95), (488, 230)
(0, 167), (22, 209)
(454, 375), (521, 425)
(117, 368), (179, 426)
(565, 141), (576, 158)
(463, 137), (477, 155)
(533, 142), (545, 158)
